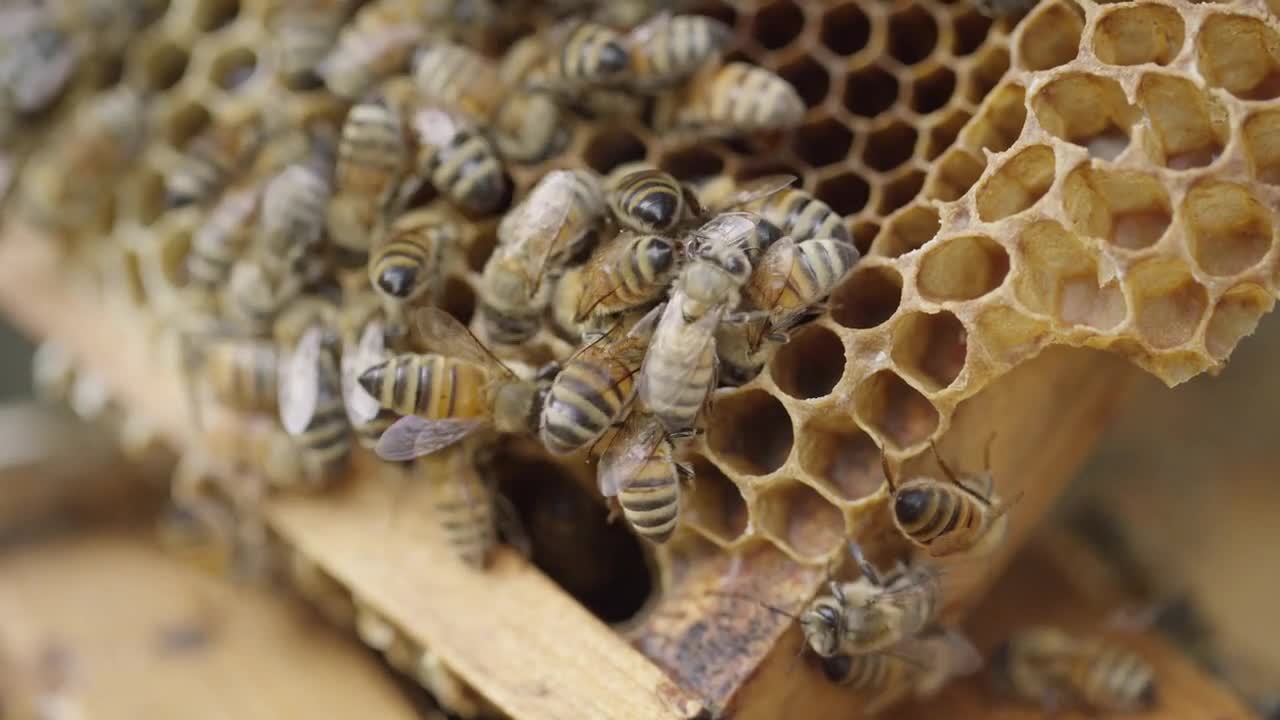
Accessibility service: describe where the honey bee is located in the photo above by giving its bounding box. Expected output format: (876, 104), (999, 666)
(714, 319), (770, 387)
(187, 182), (263, 290)
(204, 337), (279, 413)
(478, 169), (606, 346)
(319, 6), (424, 100)
(420, 441), (501, 568)
(597, 410), (692, 544)
(973, 0), (1041, 18)
(539, 309), (657, 455)
(653, 62), (805, 139)
(339, 294), (399, 449)
(606, 162), (687, 235)
(260, 149), (335, 265)
(406, 105), (508, 215)
(224, 256), (302, 337)
(572, 232), (678, 330)
(701, 177), (852, 245)
(801, 542), (943, 657)
(622, 12), (733, 90)
(638, 215), (766, 435)
(743, 237), (860, 343)
(278, 321), (352, 485)
(368, 207), (458, 319)
(327, 99), (408, 257)
(360, 308), (551, 462)
(526, 20), (630, 95)
(883, 440), (1018, 559)
(991, 626), (1158, 713)
(166, 109), (265, 208)
(492, 90), (569, 165)
(821, 629), (982, 714)
(270, 0), (354, 87)
(0, 5), (77, 117)
(412, 43), (503, 120)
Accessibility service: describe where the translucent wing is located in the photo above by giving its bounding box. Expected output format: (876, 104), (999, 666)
(416, 307), (512, 377)
(519, 171), (577, 291)
(375, 415), (484, 461)
(341, 321), (387, 426)
(689, 212), (767, 253)
(749, 237), (797, 313)
(573, 233), (631, 321)
(410, 105), (463, 149)
(598, 412), (667, 497)
(709, 174), (796, 212)
(279, 325), (323, 435)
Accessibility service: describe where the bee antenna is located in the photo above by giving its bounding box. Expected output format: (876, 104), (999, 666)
(930, 439), (960, 485)
(708, 591), (799, 621)
(880, 454), (896, 493)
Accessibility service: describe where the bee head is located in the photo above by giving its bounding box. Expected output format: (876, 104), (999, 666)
(800, 597), (844, 657)
(356, 361), (389, 397)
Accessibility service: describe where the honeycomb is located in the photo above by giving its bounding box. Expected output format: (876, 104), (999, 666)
(4, 0), (1279, 713)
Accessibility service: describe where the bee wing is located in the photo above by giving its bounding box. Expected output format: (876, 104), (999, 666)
(342, 322), (387, 425)
(749, 237), (798, 309)
(522, 171), (578, 292)
(627, 302), (666, 340)
(689, 212), (765, 253)
(573, 234), (630, 321)
(279, 325), (323, 435)
(415, 307), (513, 377)
(375, 416), (484, 462)
(597, 414), (667, 497)
(710, 174), (796, 213)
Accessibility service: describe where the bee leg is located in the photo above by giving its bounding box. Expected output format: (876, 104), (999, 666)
(668, 428), (703, 441)
(847, 540), (885, 587)
(724, 310), (769, 325)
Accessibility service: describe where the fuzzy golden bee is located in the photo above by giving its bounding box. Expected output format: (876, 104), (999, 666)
(653, 62), (805, 139)
(801, 542), (943, 657)
(359, 308), (552, 461)
(204, 337), (279, 413)
(416, 441), (503, 569)
(623, 12), (733, 90)
(327, 99), (408, 257)
(368, 207), (458, 317)
(526, 20), (630, 95)
(606, 162), (687, 235)
(260, 149), (335, 263)
(166, 109), (264, 208)
(491, 89), (568, 164)
(407, 106), (507, 215)
(821, 630), (982, 714)
(320, 3), (424, 100)
(224, 256), (302, 338)
(743, 236), (859, 343)
(412, 43), (503, 120)
(539, 310), (657, 455)
(572, 232), (679, 330)
(597, 410), (692, 544)
(271, 0), (355, 87)
(188, 182), (263, 290)
(701, 177), (852, 245)
(883, 441), (1018, 559)
(478, 169), (606, 346)
(992, 626), (1158, 713)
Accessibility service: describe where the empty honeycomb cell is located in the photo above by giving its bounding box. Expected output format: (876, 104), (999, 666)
(967, 45), (1010, 104)
(863, 122), (918, 173)
(951, 9), (993, 57)
(1093, 5), (1185, 67)
(796, 416), (885, 503)
(133, 169), (168, 225)
(658, 146), (724, 181)
(876, 202), (940, 257)
(891, 311), (968, 392)
(1032, 74), (1138, 161)
(821, 3), (872, 56)
(878, 169), (925, 215)
(1182, 181), (1275, 277)
(814, 171), (870, 216)
(194, 0), (240, 31)
(928, 149), (986, 202)
(1129, 258), (1209, 349)
(843, 65), (898, 118)
(1017, 0), (1084, 71)
(141, 42), (190, 93)
(162, 101), (211, 148)
(690, 0), (738, 27)
(975, 145), (1055, 223)
(684, 456), (749, 545)
(964, 84), (1027, 155)
(975, 305), (1051, 364)
(888, 6), (938, 66)
(831, 264), (903, 329)
(756, 480), (845, 561)
(735, 160), (804, 183)
(1015, 220), (1127, 330)
(751, 1), (806, 51)
(1196, 14), (1280, 101)
(442, 276), (477, 324)
(706, 389), (794, 476)
(89, 54), (127, 91)
(1243, 110), (1280, 184)
(465, 228), (498, 272)
(582, 128), (647, 174)
(1205, 284), (1274, 360)
(917, 235), (1009, 300)
(791, 117), (853, 167)
(1137, 74), (1228, 170)
(777, 56), (830, 108)
(854, 370), (940, 451)
(912, 66), (957, 115)
(769, 324), (847, 400)
(211, 47), (257, 91)
(925, 108), (971, 160)
(1062, 166), (1172, 251)
(852, 221), (879, 253)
